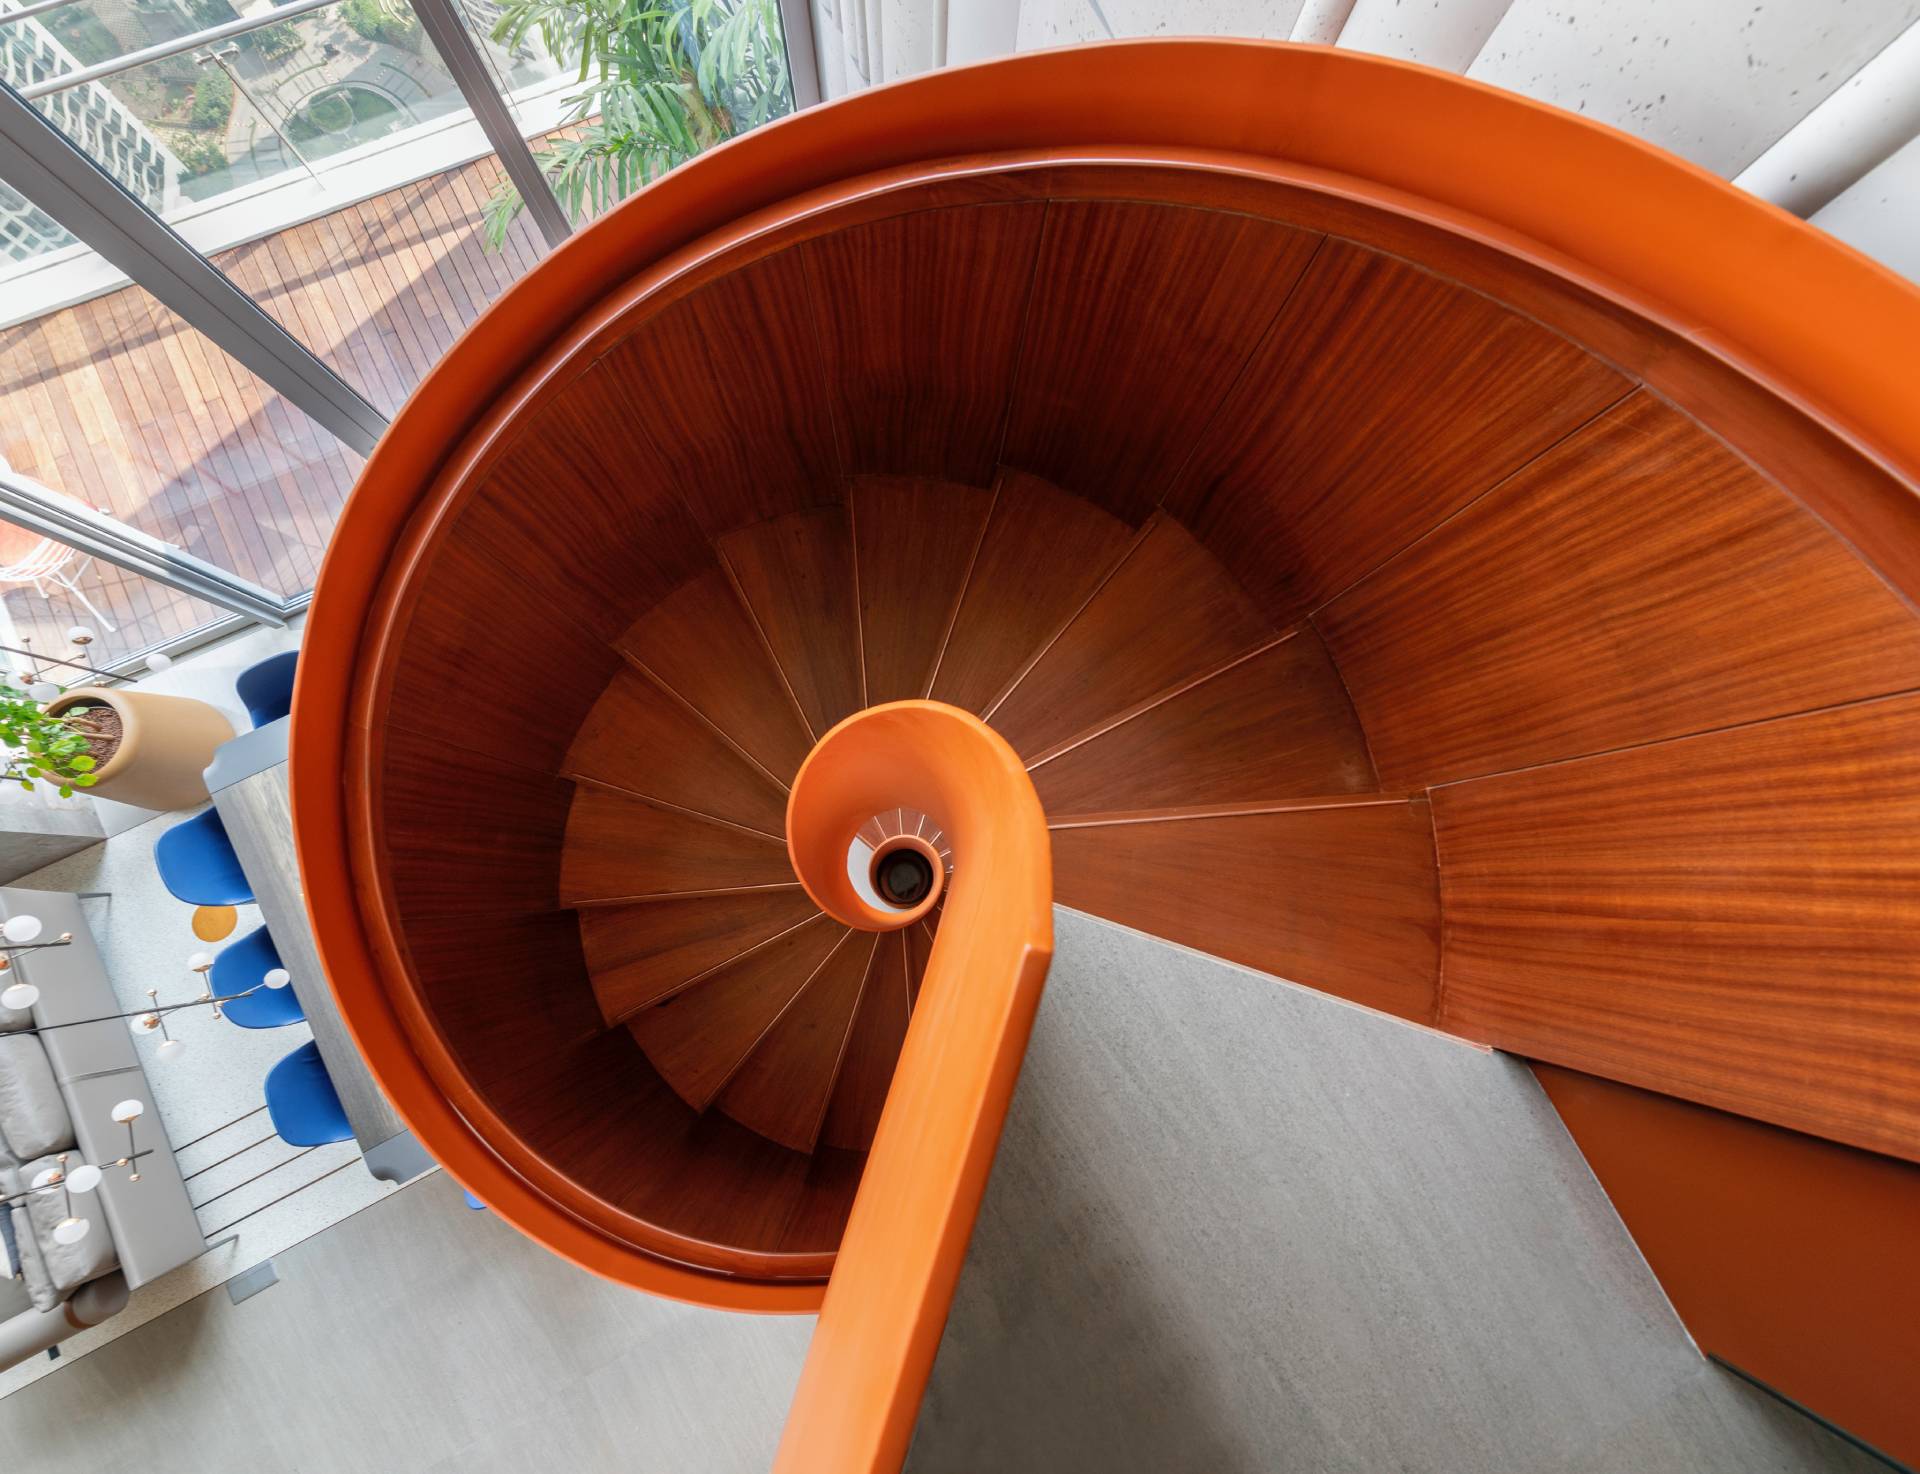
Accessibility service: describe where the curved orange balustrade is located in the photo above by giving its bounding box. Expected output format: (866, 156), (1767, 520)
(288, 41), (1920, 1317)
(776, 704), (1053, 1474)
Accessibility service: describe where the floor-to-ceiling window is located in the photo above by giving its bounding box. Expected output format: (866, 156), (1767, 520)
(0, 0), (803, 671)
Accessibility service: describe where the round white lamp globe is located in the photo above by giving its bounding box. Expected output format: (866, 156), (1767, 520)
(64, 627), (93, 646)
(145, 651), (173, 672)
(110, 1099), (144, 1124)
(25, 682), (59, 703)
(132, 1013), (160, 1033)
(64, 1163), (102, 1194)
(263, 968), (291, 989)
(29, 1167), (61, 1191)
(52, 1218), (90, 1246)
(187, 950), (214, 972)
(2, 915), (44, 943)
(156, 1038), (185, 1060)
(1, 982), (39, 1011)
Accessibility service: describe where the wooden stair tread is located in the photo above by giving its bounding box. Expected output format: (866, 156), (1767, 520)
(929, 470), (1134, 713)
(987, 514), (1276, 760)
(561, 784), (792, 903)
(719, 505), (864, 739)
(579, 890), (821, 1024)
(1051, 800), (1439, 1024)
(718, 931), (880, 1154)
(617, 565), (815, 784)
(565, 665), (787, 835)
(852, 475), (994, 703)
(1028, 630), (1377, 814)
(628, 914), (848, 1110)
(820, 930), (913, 1152)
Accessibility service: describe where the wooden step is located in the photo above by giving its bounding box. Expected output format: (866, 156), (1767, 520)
(579, 890), (821, 1024)
(564, 665), (787, 836)
(929, 470), (1133, 713)
(852, 475), (994, 703)
(1050, 799), (1440, 1024)
(628, 914), (848, 1110)
(719, 505), (864, 739)
(717, 931), (881, 1153)
(819, 930), (912, 1151)
(986, 514), (1276, 760)
(1027, 629), (1377, 814)
(560, 784), (793, 903)
(616, 565), (815, 785)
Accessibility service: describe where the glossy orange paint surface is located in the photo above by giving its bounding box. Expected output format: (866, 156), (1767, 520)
(289, 35), (1920, 1337)
(1536, 1066), (1920, 1468)
(777, 703), (1053, 1474)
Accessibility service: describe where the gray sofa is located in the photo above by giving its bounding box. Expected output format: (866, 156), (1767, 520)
(0, 888), (202, 1371)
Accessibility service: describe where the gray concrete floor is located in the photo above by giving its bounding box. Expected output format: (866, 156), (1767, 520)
(0, 1170), (813, 1474)
(906, 909), (1885, 1474)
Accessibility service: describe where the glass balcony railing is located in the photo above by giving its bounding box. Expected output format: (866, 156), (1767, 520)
(0, 0), (797, 667)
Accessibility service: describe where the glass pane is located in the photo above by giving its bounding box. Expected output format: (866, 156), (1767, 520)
(0, 534), (232, 671)
(502, 0), (795, 232)
(0, 277), (359, 643)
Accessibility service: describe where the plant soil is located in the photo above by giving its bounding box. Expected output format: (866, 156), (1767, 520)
(64, 705), (123, 768)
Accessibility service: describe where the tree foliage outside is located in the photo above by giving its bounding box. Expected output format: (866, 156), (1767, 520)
(343, 0), (422, 50)
(189, 66), (234, 130)
(482, 0), (790, 249)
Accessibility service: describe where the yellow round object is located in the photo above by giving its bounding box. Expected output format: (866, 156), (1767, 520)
(191, 905), (238, 943)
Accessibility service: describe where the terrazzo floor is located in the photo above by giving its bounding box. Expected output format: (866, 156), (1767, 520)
(1, 618), (406, 1402)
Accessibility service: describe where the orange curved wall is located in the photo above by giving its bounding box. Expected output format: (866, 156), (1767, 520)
(1537, 1066), (1920, 1468)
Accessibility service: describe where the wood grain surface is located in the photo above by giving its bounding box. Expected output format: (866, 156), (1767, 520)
(1053, 800), (1440, 1021)
(561, 783), (794, 902)
(1029, 628), (1377, 814)
(617, 565), (816, 784)
(852, 476), (995, 703)
(1321, 392), (1920, 786)
(820, 930), (913, 1151)
(628, 914), (847, 1109)
(1435, 694), (1920, 1160)
(929, 470), (1135, 713)
(988, 515), (1275, 759)
(579, 889), (822, 1024)
(1164, 237), (1628, 623)
(1003, 200), (1321, 523)
(719, 505), (864, 738)
(564, 666), (789, 835)
(804, 202), (1046, 484)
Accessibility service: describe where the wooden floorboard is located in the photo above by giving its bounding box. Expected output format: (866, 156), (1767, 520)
(0, 153), (549, 661)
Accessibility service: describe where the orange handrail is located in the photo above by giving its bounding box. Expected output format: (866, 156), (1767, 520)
(775, 703), (1053, 1473)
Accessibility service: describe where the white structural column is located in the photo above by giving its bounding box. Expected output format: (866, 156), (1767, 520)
(1736, 20), (1920, 215)
(1336, 0), (1513, 70)
(1289, 0), (1358, 46)
(1811, 135), (1920, 281)
(1470, 0), (1920, 178)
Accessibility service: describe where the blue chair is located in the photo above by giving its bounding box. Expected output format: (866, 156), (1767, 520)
(264, 1040), (350, 1147)
(235, 651), (298, 729)
(461, 1191), (487, 1212)
(213, 926), (304, 1029)
(154, 809), (253, 906)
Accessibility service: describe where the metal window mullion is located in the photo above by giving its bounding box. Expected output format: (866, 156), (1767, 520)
(778, 0), (823, 109)
(408, 0), (571, 249)
(0, 474), (291, 626)
(0, 82), (387, 458)
(17, 0), (338, 99)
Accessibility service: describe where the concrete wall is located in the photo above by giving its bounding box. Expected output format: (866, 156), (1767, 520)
(905, 908), (1878, 1473)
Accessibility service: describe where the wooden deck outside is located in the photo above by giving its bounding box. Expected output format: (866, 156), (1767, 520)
(0, 151), (552, 665)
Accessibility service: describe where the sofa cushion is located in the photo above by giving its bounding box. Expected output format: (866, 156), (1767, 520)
(0, 1034), (74, 1161)
(0, 1155), (117, 1311)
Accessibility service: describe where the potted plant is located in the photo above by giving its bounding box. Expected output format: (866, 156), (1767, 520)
(2, 679), (233, 812)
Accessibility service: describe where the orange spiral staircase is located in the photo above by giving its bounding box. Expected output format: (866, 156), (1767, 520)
(288, 40), (1920, 1473)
